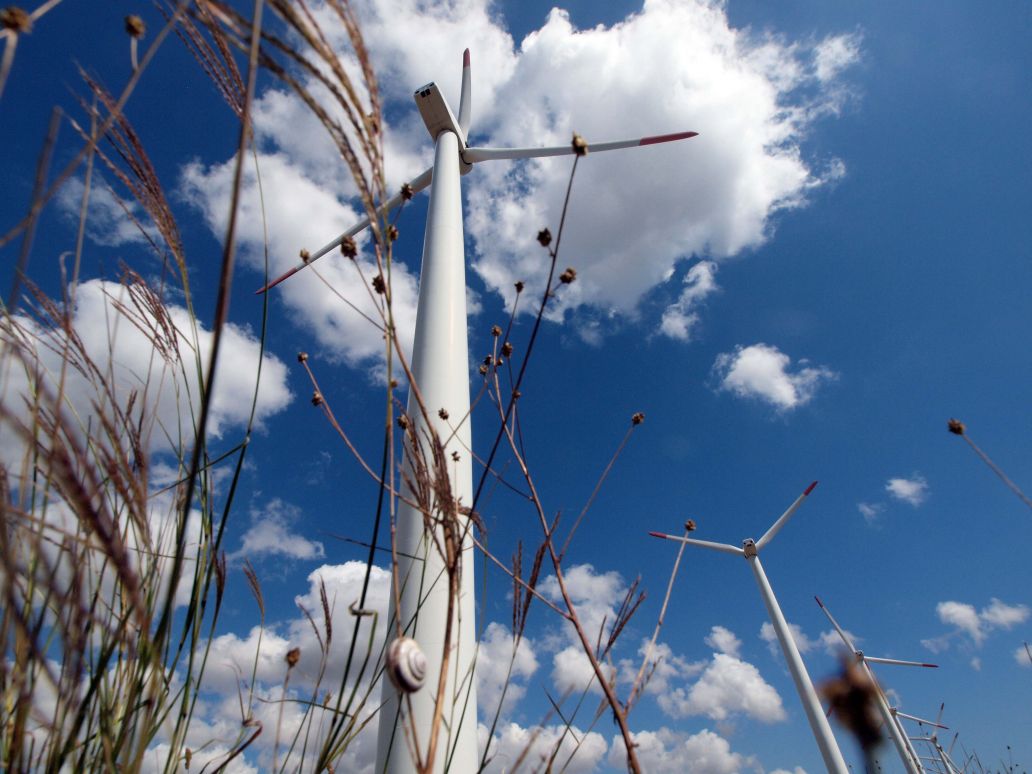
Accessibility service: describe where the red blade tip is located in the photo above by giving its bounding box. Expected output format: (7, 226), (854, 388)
(815, 595), (824, 607)
(639, 131), (699, 146)
(463, 49), (470, 67)
(804, 481), (818, 495)
(648, 531), (667, 539)
(255, 263), (303, 294)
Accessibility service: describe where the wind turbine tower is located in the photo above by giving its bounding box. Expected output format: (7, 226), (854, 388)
(650, 482), (850, 774)
(264, 51), (697, 772)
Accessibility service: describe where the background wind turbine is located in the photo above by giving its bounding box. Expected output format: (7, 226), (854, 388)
(262, 50), (697, 773)
(897, 704), (963, 774)
(649, 482), (850, 774)
(816, 595), (940, 774)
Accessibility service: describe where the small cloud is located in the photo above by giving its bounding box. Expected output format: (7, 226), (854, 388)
(705, 625), (742, 658)
(936, 601), (983, 643)
(885, 475), (928, 506)
(1014, 645), (1032, 668)
(658, 261), (719, 342)
(759, 621), (815, 655)
(814, 33), (863, 84)
(231, 499), (325, 562)
(981, 598), (1031, 629)
(857, 502), (884, 525)
(970, 657), (981, 671)
(713, 343), (836, 411)
(657, 653), (785, 723)
(930, 598), (1030, 650)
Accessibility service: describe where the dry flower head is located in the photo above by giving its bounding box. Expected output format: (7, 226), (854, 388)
(124, 15), (145, 38)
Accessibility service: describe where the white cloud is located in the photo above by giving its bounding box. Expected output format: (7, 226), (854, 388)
(0, 278), (292, 471)
(713, 343), (836, 410)
(551, 643), (611, 696)
(657, 652), (785, 723)
(609, 727), (756, 774)
(180, 153), (420, 374)
(981, 598), (1030, 629)
(231, 498), (326, 562)
(480, 721), (608, 774)
(57, 176), (161, 247)
(1014, 645), (1032, 668)
(885, 475), (928, 506)
(182, 0), (859, 357)
(770, 767), (808, 774)
(619, 639), (707, 698)
(540, 563), (626, 648)
(659, 261), (719, 341)
(475, 622), (538, 718)
(814, 33), (863, 85)
(464, 1), (859, 319)
(704, 625), (742, 658)
(930, 598), (1030, 649)
(857, 502), (884, 525)
(204, 561), (392, 695)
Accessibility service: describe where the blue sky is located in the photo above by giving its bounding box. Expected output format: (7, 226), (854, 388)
(2, 1), (1031, 772)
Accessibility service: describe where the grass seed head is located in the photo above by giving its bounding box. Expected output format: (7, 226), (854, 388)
(560, 267), (577, 284)
(387, 224), (399, 241)
(684, 519), (696, 532)
(537, 228), (552, 247)
(285, 647), (301, 668)
(297, 352), (308, 363)
(501, 341), (513, 357)
(397, 414), (410, 429)
(948, 418), (966, 435)
(311, 391), (323, 406)
(451, 451), (460, 462)
(491, 324), (501, 337)
(299, 248), (310, 262)
(438, 408), (449, 420)
(631, 412), (645, 426)
(372, 274), (386, 294)
(515, 280), (524, 293)
(340, 235), (357, 258)
(401, 182), (413, 200)
(478, 364), (488, 375)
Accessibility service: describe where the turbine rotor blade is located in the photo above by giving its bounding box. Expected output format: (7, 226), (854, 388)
(648, 531), (744, 556)
(756, 481), (817, 550)
(464, 130), (698, 163)
(895, 710), (949, 730)
(458, 48), (471, 136)
(865, 656), (939, 668)
(256, 167), (433, 294)
(815, 595), (858, 653)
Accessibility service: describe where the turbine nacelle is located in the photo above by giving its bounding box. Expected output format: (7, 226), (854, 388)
(414, 82), (470, 173)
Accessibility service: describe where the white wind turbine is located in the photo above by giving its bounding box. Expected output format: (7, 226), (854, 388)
(262, 50), (698, 773)
(896, 704), (962, 774)
(649, 482), (850, 774)
(815, 595), (940, 774)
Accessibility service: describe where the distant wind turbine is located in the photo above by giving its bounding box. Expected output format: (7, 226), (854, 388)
(262, 50), (698, 773)
(897, 704), (962, 774)
(816, 595), (939, 774)
(650, 482), (850, 774)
